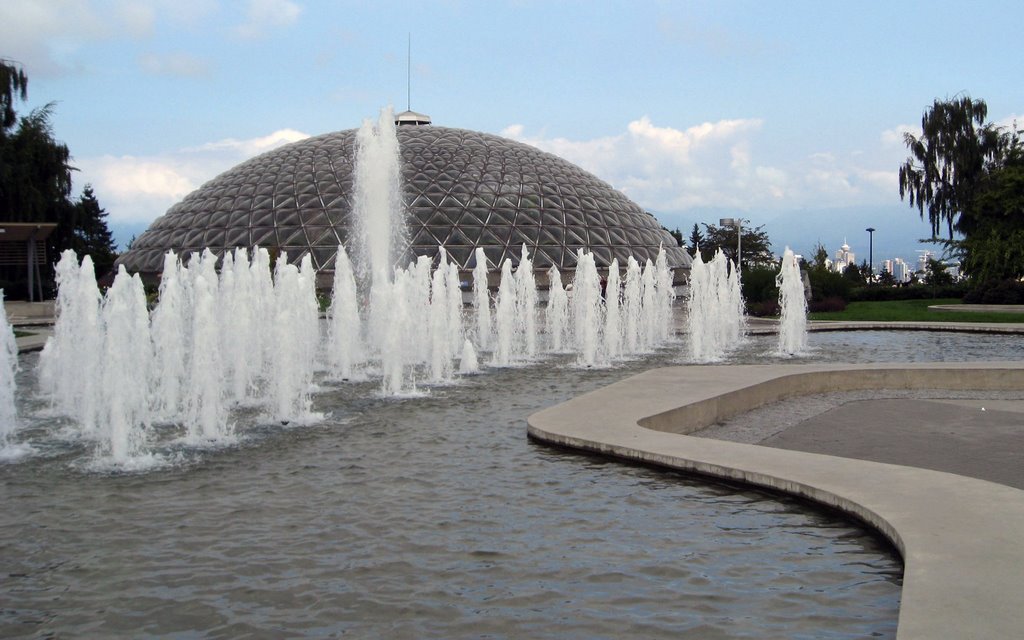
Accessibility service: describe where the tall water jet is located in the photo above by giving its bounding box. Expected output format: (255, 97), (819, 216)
(640, 259), (658, 352)
(472, 248), (491, 351)
(352, 106), (406, 290)
(327, 245), (363, 379)
(655, 248), (675, 343)
(776, 246), (809, 356)
(379, 270), (412, 394)
(514, 245), (538, 358)
(150, 251), (190, 420)
(446, 259), (464, 359)
(0, 291), (19, 448)
(220, 247), (260, 404)
(545, 265), (569, 352)
(428, 249), (454, 382)
(621, 256), (643, 355)
(184, 250), (229, 441)
(268, 254), (320, 422)
(38, 252), (103, 433)
(603, 259), (623, 359)
(98, 266), (154, 463)
(570, 250), (604, 367)
(686, 249), (744, 362)
(491, 259), (517, 366)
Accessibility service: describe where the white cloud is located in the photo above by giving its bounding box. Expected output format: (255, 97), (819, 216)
(881, 124), (918, 147)
(503, 115), (904, 216)
(504, 115), (781, 212)
(77, 128), (311, 224)
(0, 0), (214, 76)
(232, 0), (301, 39)
(138, 51), (211, 77)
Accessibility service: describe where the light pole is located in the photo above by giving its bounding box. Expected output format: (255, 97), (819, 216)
(865, 227), (875, 284)
(719, 217), (745, 274)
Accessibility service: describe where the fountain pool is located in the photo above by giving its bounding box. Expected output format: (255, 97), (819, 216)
(12, 327), (1024, 638)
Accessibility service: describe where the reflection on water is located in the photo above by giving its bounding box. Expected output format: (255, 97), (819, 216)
(6, 328), (1010, 639)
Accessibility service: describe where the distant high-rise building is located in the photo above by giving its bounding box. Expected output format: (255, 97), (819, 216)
(892, 258), (910, 283)
(833, 241), (855, 273)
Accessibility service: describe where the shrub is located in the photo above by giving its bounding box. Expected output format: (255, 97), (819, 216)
(740, 266), (779, 304)
(747, 299), (781, 317)
(807, 270), (851, 302)
(965, 280), (1024, 304)
(808, 296), (847, 313)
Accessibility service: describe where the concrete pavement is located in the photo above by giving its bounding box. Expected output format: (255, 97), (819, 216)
(528, 361), (1024, 640)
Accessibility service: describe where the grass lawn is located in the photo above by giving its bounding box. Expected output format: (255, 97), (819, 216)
(809, 298), (1024, 323)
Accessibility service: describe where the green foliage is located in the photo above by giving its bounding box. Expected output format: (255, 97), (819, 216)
(848, 282), (967, 302)
(842, 262), (866, 286)
(810, 243), (830, 272)
(925, 258), (953, 287)
(741, 265), (781, 317)
(810, 298), (1024, 323)
(0, 102), (73, 221)
(1, 58), (29, 130)
(666, 226), (684, 247)
(0, 60), (118, 291)
(687, 223), (705, 258)
(700, 222), (774, 267)
(806, 268), (851, 302)
(964, 279), (1024, 305)
(958, 149), (1024, 283)
(898, 95), (1005, 238)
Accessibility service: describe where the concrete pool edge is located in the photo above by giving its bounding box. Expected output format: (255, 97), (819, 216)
(527, 361), (1024, 640)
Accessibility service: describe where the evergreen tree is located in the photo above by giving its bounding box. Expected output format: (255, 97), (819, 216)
(687, 223), (705, 258)
(0, 60), (117, 290)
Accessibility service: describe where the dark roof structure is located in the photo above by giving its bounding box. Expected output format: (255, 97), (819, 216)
(116, 123), (691, 278)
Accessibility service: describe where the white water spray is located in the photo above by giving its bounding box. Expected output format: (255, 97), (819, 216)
(776, 247), (808, 356)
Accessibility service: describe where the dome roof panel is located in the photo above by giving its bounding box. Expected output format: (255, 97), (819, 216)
(117, 124), (691, 277)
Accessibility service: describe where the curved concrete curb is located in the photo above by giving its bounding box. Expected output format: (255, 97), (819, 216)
(527, 361), (1024, 640)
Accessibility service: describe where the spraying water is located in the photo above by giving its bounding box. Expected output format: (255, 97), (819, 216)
(184, 250), (229, 441)
(353, 106), (407, 291)
(327, 245), (363, 379)
(472, 248), (491, 351)
(514, 245), (538, 359)
(492, 259), (517, 366)
(776, 247), (809, 356)
(571, 250), (604, 367)
(0, 291), (20, 450)
(545, 265), (569, 352)
(603, 260), (622, 359)
(686, 249), (745, 362)
(98, 266), (154, 463)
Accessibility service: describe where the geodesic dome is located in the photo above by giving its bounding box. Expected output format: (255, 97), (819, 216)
(116, 121), (691, 281)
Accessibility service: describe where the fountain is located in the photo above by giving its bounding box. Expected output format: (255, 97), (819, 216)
(777, 246), (809, 355)
(685, 249), (746, 362)
(0, 291), (24, 457)
(0, 106), (928, 637)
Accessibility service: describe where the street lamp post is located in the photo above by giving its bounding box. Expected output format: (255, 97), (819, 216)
(865, 227), (876, 284)
(719, 217), (745, 274)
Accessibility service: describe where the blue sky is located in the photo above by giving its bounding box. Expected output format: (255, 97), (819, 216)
(3, 0), (1022, 268)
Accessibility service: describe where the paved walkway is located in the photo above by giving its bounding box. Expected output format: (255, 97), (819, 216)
(528, 361), (1024, 640)
(759, 396), (1024, 489)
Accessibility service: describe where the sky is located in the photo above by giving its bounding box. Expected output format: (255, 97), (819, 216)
(3, 0), (1022, 269)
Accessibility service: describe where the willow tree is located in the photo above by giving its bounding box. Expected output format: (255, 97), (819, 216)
(898, 96), (1005, 239)
(1, 59), (29, 130)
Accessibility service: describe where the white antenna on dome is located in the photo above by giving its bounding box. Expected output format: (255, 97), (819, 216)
(395, 35), (431, 126)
